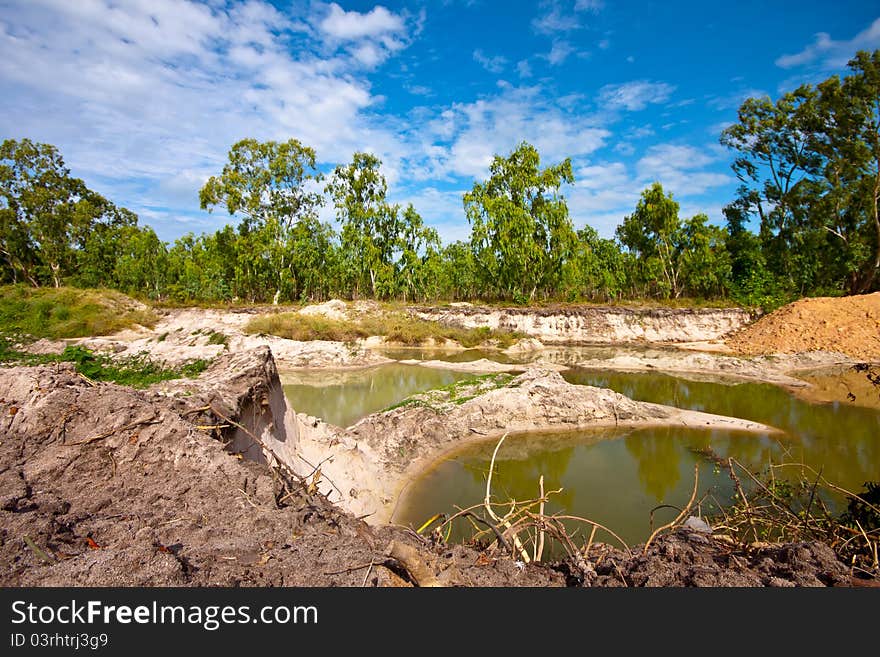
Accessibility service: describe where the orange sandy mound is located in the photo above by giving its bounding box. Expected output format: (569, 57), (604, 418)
(726, 292), (880, 361)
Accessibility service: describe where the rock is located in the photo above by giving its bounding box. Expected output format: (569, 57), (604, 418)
(683, 516), (713, 534)
(504, 337), (545, 354)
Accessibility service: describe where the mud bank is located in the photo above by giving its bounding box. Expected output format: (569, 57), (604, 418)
(564, 349), (855, 387)
(0, 348), (855, 586)
(0, 349), (559, 586)
(414, 305), (754, 344)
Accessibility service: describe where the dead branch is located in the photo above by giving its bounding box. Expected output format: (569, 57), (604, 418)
(66, 414), (160, 446)
(384, 540), (443, 587)
(643, 463), (700, 554)
(484, 432), (531, 562)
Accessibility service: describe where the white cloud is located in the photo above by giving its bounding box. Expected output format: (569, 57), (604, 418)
(625, 125), (655, 139)
(575, 162), (629, 190)
(318, 3), (405, 40)
(706, 88), (767, 110)
(598, 80), (676, 111)
(636, 144), (729, 195)
(421, 85), (610, 180)
(516, 59), (533, 78)
(313, 2), (413, 69)
(0, 0), (416, 234)
(532, 8), (581, 34)
(564, 143), (731, 237)
(775, 17), (880, 69)
(543, 40), (576, 65)
(473, 49), (507, 73)
(532, 0), (605, 35)
(390, 186), (471, 242)
(598, 39), (610, 50)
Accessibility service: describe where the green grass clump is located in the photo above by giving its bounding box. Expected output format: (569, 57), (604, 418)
(0, 285), (156, 339)
(206, 330), (229, 346)
(382, 373), (515, 413)
(0, 342), (209, 388)
(245, 311), (522, 348)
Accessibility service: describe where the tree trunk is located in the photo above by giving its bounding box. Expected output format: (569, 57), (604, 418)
(50, 262), (61, 288)
(853, 170), (880, 294)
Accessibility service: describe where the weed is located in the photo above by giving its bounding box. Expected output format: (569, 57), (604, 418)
(0, 285), (156, 339)
(0, 342), (210, 388)
(206, 330), (229, 347)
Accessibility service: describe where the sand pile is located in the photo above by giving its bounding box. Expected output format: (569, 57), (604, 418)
(727, 292), (880, 361)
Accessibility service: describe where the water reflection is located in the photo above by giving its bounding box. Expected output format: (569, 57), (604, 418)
(624, 428), (683, 502)
(281, 364), (474, 428)
(397, 368), (880, 545)
(563, 369), (880, 486)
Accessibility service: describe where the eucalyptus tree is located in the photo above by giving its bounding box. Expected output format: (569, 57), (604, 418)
(325, 152), (401, 299)
(0, 138), (136, 288)
(199, 138), (325, 303)
(721, 49), (880, 295)
(811, 49), (880, 293)
(463, 141), (577, 301)
(394, 204), (441, 302)
(616, 182), (684, 298)
(572, 225), (630, 301)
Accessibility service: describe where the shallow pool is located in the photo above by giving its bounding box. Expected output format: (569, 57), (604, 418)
(395, 368), (880, 545)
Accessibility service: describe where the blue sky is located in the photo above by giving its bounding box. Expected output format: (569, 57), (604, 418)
(1, 1), (879, 244)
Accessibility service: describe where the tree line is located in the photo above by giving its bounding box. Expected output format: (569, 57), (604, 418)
(2, 50), (877, 307)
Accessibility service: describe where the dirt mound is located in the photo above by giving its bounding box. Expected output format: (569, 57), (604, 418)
(0, 353), (561, 587)
(584, 531), (850, 587)
(726, 292), (880, 361)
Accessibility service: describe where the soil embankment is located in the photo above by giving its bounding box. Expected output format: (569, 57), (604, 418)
(0, 349), (560, 586)
(726, 292), (880, 361)
(0, 349), (853, 587)
(414, 305), (753, 344)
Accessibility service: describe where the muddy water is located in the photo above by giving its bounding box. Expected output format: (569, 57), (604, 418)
(396, 368), (880, 545)
(281, 364), (475, 428)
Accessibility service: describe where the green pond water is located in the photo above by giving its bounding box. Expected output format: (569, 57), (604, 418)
(282, 359), (880, 546)
(395, 368), (880, 546)
(282, 363), (475, 428)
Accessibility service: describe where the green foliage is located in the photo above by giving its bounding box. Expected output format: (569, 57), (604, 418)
(0, 342), (209, 388)
(721, 49), (880, 297)
(382, 373), (514, 412)
(616, 184), (732, 300)
(206, 330), (228, 346)
(199, 138), (326, 303)
(464, 142), (577, 301)
(18, 85), (880, 309)
(0, 285), (155, 339)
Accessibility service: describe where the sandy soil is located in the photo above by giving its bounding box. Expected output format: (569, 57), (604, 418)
(726, 292), (880, 361)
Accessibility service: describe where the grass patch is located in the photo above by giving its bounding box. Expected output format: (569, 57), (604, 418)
(206, 330), (229, 346)
(245, 311), (523, 348)
(382, 373), (515, 413)
(0, 285), (156, 339)
(0, 341), (209, 388)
